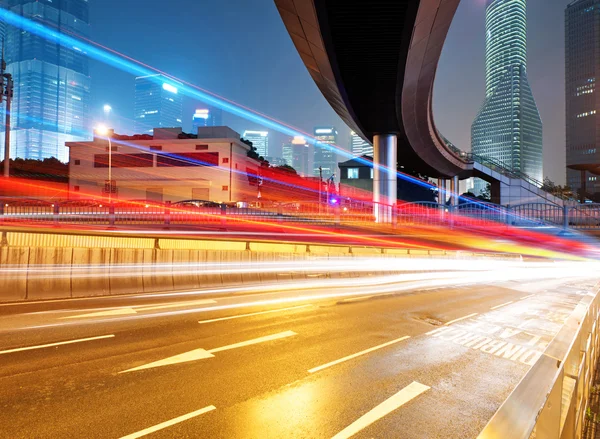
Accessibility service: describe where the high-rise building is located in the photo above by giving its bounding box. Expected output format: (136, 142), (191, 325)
(350, 130), (372, 157)
(313, 126), (338, 179)
(2, 0), (91, 162)
(471, 0), (543, 191)
(566, 0), (600, 199)
(282, 136), (310, 176)
(134, 75), (183, 134)
(242, 130), (269, 157)
(192, 107), (223, 132)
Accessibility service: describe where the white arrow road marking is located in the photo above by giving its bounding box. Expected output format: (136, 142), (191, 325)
(61, 299), (216, 319)
(308, 336), (410, 374)
(207, 330), (297, 354)
(119, 405), (216, 439)
(0, 334), (115, 355)
(120, 330), (297, 373)
(330, 382), (430, 439)
(198, 304), (312, 324)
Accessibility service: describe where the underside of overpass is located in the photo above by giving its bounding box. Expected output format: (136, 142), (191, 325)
(274, 0), (468, 180)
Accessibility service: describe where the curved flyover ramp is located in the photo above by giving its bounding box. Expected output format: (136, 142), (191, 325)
(274, 0), (468, 179)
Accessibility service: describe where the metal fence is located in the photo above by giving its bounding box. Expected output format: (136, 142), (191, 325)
(2, 199), (600, 231)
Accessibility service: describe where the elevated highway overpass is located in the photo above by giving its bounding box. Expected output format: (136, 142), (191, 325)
(274, 0), (555, 210)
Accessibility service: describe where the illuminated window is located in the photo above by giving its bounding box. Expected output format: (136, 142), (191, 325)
(347, 168), (359, 179)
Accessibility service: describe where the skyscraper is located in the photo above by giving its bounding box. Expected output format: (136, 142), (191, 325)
(282, 136), (310, 176)
(350, 130), (372, 157)
(313, 126), (338, 179)
(134, 75), (183, 134)
(471, 0), (543, 190)
(192, 107), (223, 132)
(2, 0), (91, 162)
(565, 0), (600, 199)
(243, 130), (269, 157)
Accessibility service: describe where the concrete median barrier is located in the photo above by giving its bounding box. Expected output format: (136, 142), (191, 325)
(0, 246), (28, 302)
(71, 247), (110, 297)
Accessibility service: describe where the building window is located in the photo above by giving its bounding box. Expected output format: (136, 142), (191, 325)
(150, 145), (162, 151)
(347, 168), (359, 179)
(370, 168), (374, 179)
(94, 153), (154, 168)
(73, 186), (80, 192)
(222, 185), (229, 191)
(222, 158), (229, 164)
(195, 145), (209, 150)
(156, 152), (219, 167)
(74, 160), (81, 165)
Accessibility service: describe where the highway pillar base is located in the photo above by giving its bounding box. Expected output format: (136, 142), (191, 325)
(373, 133), (397, 223)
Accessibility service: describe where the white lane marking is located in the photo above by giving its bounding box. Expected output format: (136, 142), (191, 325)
(308, 336), (410, 374)
(120, 331), (297, 373)
(520, 294), (534, 300)
(137, 299), (216, 312)
(198, 305), (312, 324)
(330, 382), (430, 439)
(62, 308), (138, 319)
(491, 301), (514, 310)
(62, 299), (217, 319)
(120, 348), (215, 373)
(444, 313), (478, 326)
(0, 334), (115, 355)
(207, 330), (297, 354)
(119, 405), (216, 439)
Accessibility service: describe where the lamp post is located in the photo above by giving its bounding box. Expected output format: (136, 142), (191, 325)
(96, 125), (113, 203)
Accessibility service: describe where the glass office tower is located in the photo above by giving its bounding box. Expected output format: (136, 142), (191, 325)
(134, 74), (183, 134)
(350, 131), (372, 157)
(242, 130), (269, 157)
(565, 0), (600, 198)
(2, 0), (91, 162)
(471, 0), (543, 191)
(313, 126), (338, 179)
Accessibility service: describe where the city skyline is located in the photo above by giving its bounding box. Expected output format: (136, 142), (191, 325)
(0, 0), (581, 185)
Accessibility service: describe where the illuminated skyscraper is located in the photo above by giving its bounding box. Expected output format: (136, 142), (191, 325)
(192, 107), (223, 132)
(282, 136), (310, 176)
(350, 130), (372, 157)
(313, 126), (338, 179)
(471, 0), (543, 190)
(134, 74), (183, 134)
(243, 130), (269, 157)
(2, 0), (91, 162)
(565, 0), (600, 198)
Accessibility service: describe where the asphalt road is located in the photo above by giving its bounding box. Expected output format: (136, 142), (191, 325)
(1, 269), (598, 438)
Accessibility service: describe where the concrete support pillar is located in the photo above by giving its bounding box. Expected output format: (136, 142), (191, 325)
(373, 133), (397, 223)
(451, 176), (459, 206)
(581, 170), (587, 203)
(438, 178), (447, 205)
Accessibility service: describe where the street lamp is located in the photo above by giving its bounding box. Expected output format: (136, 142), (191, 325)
(95, 124), (113, 203)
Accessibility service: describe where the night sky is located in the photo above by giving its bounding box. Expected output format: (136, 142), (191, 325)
(89, 0), (572, 184)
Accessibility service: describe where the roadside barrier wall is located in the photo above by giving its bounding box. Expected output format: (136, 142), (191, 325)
(0, 229), (508, 303)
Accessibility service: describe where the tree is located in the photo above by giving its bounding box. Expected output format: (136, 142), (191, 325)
(273, 165), (297, 174)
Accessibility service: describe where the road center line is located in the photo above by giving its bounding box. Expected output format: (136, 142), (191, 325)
(207, 330), (297, 354)
(330, 382), (430, 439)
(198, 305), (312, 324)
(444, 313), (478, 326)
(119, 405), (216, 439)
(491, 301), (514, 310)
(308, 336), (410, 374)
(0, 334), (115, 355)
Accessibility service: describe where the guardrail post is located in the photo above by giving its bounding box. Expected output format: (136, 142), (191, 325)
(220, 203), (227, 230)
(505, 206), (511, 226)
(392, 203), (398, 229)
(277, 204), (283, 224)
(563, 205), (569, 230)
(334, 202), (341, 228)
(53, 203), (60, 226)
(108, 203), (115, 228)
(0, 203), (4, 224)
(164, 201), (171, 227)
